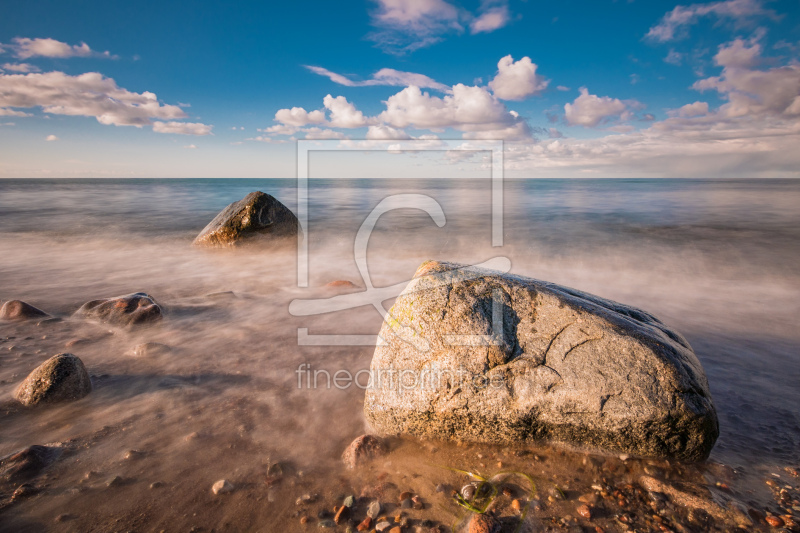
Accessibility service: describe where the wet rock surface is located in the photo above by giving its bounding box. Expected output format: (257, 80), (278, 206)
(365, 260), (719, 460)
(0, 300), (50, 321)
(192, 191), (299, 247)
(342, 435), (388, 469)
(0, 445), (62, 482)
(14, 352), (92, 406)
(74, 292), (163, 326)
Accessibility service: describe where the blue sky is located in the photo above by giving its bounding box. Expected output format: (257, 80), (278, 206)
(1, 0), (799, 178)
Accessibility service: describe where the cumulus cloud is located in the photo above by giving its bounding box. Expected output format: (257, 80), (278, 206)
(305, 65), (449, 91)
(274, 106), (326, 127)
(378, 84), (530, 139)
(152, 121), (213, 135)
(302, 127), (347, 140)
(323, 94), (371, 128)
(564, 88), (631, 127)
(0, 70), (216, 136)
(692, 38), (800, 118)
(664, 49), (684, 65)
(365, 124), (412, 140)
(488, 55), (548, 100)
(6, 37), (115, 59)
(645, 0), (776, 42)
(0, 107), (32, 117)
(1, 62), (40, 73)
(470, 4), (511, 34)
(45, 134), (58, 141)
(672, 101), (710, 117)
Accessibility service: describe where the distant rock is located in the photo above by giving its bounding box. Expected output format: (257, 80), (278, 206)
(14, 353), (92, 406)
(131, 342), (172, 357)
(341, 435), (387, 469)
(0, 300), (50, 321)
(212, 479), (234, 494)
(364, 260), (719, 461)
(75, 292), (162, 326)
(192, 191), (299, 247)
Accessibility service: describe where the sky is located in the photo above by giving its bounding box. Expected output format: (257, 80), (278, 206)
(1, 0), (799, 178)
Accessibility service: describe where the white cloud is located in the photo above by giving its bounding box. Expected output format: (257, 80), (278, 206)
(259, 124), (298, 136)
(274, 106), (326, 127)
(556, 85), (570, 91)
(368, 0), (463, 53)
(470, 5), (510, 34)
(488, 55), (548, 100)
(0, 71), (193, 129)
(646, 0), (775, 42)
(365, 124), (412, 140)
(564, 88), (630, 127)
(692, 38), (800, 118)
(323, 94), (371, 128)
(1, 62), (40, 73)
(672, 101), (710, 117)
(8, 37), (115, 59)
(183, 144), (197, 149)
(302, 127), (347, 140)
(664, 49), (684, 65)
(378, 84), (530, 139)
(305, 65), (449, 92)
(0, 107), (32, 117)
(152, 121), (213, 135)
(45, 134), (58, 141)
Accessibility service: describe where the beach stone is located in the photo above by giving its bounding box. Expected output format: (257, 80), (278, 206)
(131, 342), (172, 357)
(192, 191), (299, 247)
(0, 300), (50, 321)
(212, 479), (234, 494)
(364, 260), (719, 461)
(14, 353), (92, 406)
(75, 292), (162, 326)
(342, 434), (387, 469)
(367, 500), (382, 519)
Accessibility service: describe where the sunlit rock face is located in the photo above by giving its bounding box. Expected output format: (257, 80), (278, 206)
(192, 191), (299, 248)
(74, 292), (163, 326)
(14, 353), (92, 406)
(365, 260), (719, 461)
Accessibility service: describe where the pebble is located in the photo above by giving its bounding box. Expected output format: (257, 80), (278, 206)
(401, 498), (412, 508)
(375, 520), (392, 532)
(342, 434), (387, 469)
(297, 493), (317, 505)
(579, 493), (599, 505)
(300, 516), (310, 524)
(765, 515), (784, 527)
(399, 491), (413, 501)
(468, 513), (500, 533)
(389, 528), (402, 533)
(343, 495), (355, 508)
(461, 483), (477, 500)
(212, 479), (234, 495)
(367, 500), (382, 519)
(511, 499), (522, 512)
(12, 483), (39, 500)
(334, 506), (349, 524)
(577, 504), (592, 519)
(435, 483), (446, 492)
(356, 517), (372, 531)
(149, 481), (164, 489)
(318, 519), (336, 528)
(106, 475), (123, 487)
(55, 514), (75, 523)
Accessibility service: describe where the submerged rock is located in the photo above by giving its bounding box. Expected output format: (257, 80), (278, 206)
(342, 435), (387, 469)
(0, 300), (50, 321)
(192, 191), (299, 247)
(75, 292), (162, 326)
(364, 260), (719, 461)
(15, 353), (92, 406)
(0, 445), (62, 482)
(131, 342), (172, 357)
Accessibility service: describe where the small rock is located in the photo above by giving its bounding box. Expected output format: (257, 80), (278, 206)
(132, 342), (172, 357)
(65, 338), (88, 348)
(399, 491), (413, 501)
(296, 493), (317, 505)
(435, 484), (446, 493)
(0, 300), (50, 321)
(334, 505), (349, 524)
(765, 515), (784, 527)
(300, 516), (310, 525)
(342, 435), (387, 469)
(579, 493), (599, 505)
(318, 519), (336, 528)
(106, 475), (123, 487)
(212, 479), (234, 494)
(511, 499), (522, 511)
(461, 483), (477, 501)
(356, 517), (372, 531)
(343, 495), (355, 508)
(150, 481), (164, 489)
(401, 498), (412, 508)
(55, 514), (75, 523)
(124, 449), (144, 460)
(468, 513), (500, 533)
(14, 353), (92, 406)
(375, 521), (391, 532)
(367, 500), (382, 519)
(11, 483), (39, 500)
(577, 504), (592, 519)
(75, 292), (162, 326)
(389, 527), (402, 533)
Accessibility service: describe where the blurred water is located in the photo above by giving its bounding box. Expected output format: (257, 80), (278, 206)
(0, 178), (798, 529)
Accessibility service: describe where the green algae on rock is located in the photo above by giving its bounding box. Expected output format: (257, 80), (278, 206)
(364, 260), (719, 461)
(14, 353), (92, 406)
(192, 191), (299, 247)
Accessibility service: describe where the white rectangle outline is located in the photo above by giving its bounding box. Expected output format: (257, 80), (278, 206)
(295, 139), (504, 288)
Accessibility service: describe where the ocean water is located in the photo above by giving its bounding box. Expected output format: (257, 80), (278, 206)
(0, 178), (798, 530)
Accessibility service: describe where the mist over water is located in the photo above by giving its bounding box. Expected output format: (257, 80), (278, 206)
(1, 178), (798, 530)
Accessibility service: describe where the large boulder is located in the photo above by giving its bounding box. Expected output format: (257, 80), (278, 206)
(364, 261), (719, 461)
(192, 191), (299, 247)
(15, 353), (92, 406)
(0, 300), (50, 321)
(74, 292), (162, 326)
